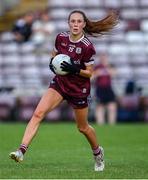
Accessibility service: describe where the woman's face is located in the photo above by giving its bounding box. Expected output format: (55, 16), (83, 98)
(68, 12), (86, 36)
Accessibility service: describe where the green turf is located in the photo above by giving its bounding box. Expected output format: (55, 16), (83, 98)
(0, 122), (148, 179)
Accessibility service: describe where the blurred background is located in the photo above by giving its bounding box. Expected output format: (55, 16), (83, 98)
(0, 0), (148, 124)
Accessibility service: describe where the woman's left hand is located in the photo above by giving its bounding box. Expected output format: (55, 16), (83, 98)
(61, 59), (80, 74)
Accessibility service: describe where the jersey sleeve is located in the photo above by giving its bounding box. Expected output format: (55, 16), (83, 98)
(54, 33), (60, 52)
(83, 45), (96, 66)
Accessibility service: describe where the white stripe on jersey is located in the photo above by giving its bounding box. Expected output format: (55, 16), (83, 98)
(84, 60), (94, 66)
(81, 38), (91, 46)
(83, 37), (91, 44)
(59, 32), (69, 37)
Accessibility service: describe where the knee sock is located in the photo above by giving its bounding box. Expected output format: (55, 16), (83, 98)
(92, 146), (101, 156)
(19, 144), (28, 155)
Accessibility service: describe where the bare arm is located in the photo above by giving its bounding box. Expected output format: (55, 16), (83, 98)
(80, 64), (93, 78)
(50, 49), (58, 58)
(107, 66), (117, 77)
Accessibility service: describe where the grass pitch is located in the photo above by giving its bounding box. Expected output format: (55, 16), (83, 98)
(0, 122), (148, 179)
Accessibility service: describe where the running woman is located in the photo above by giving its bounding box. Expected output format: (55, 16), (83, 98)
(10, 10), (118, 171)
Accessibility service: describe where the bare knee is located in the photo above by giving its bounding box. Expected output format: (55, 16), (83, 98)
(32, 110), (46, 122)
(78, 126), (90, 135)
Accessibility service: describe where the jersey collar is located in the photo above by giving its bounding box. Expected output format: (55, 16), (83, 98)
(69, 34), (84, 43)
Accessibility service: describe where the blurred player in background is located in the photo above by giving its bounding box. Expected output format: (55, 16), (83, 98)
(31, 10), (55, 46)
(10, 10), (118, 172)
(93, 53), (117, 125)
(12, 12), (34, 43)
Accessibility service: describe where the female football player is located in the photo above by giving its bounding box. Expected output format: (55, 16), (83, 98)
(10, 10), (118, 171)
(93, 53), (117, 125)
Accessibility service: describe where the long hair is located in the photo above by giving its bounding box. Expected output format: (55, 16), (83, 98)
(68, 10), (119, 37)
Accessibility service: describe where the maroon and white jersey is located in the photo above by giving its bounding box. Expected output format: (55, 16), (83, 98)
(52, 31), (96, 98)
(94, 64), (112, 88)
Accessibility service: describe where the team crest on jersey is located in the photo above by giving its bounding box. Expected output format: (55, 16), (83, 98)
(76, 47), (82, 54)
